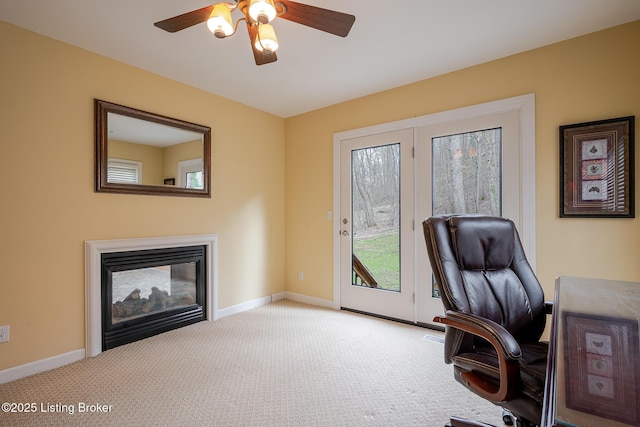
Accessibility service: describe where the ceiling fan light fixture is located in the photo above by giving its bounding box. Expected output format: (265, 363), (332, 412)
(207, 4), (234, 38)
(248, 0), (277, 24)
(255, 23), (279, 53)
(155, 1), (356, 66)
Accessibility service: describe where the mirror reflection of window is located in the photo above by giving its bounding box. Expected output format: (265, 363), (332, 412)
(186, 171), (204, 189)
(107, 158), (142, 184)
(178, 158), (204, 189)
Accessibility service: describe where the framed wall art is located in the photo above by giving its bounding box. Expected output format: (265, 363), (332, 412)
(559, 116), (635, 217)
(562, 312), (640, 425)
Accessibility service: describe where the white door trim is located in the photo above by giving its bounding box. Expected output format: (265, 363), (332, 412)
(333, 94), (536, 310)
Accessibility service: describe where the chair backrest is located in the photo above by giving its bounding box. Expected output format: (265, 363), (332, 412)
(423, 215), (546, 345)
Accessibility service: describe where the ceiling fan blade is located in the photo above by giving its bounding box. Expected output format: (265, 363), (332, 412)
(276, 0), (355, 37)
(154, 5), (216, 33)
(247, 23), (278, 66)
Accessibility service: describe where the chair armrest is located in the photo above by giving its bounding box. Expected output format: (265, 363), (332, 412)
(433, 310), (521, 403)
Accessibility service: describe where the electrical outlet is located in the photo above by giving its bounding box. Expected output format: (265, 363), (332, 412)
(0, 325), (9, 343)
(298, 272), (304, 281)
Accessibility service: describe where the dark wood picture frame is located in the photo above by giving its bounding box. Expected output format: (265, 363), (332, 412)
(562, 312), (640, 425)
(559, 116), (635, 217)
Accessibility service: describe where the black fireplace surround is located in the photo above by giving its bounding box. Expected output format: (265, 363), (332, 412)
(101, 245), (207, 350)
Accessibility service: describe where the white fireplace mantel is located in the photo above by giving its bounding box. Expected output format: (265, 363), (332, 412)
(84, 234), (218, 357)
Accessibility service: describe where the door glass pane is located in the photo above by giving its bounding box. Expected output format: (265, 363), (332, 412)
(432, 128), (502, 215)
(351, 143), (400, 292)
(431, 128), (502, 296)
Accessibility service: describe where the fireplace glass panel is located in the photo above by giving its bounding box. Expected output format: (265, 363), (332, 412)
(111, 262), (197, 324)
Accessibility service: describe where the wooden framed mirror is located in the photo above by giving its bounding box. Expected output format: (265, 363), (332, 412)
(95, 99), (211, 197)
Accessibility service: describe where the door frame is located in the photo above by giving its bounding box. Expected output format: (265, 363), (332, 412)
(332, 94), (536, 311)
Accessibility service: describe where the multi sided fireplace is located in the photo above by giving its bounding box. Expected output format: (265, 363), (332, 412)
(102, 246), (206, 351)
(85, 235), (217, 357)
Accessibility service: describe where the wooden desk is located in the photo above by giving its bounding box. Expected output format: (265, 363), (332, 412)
(542, 276), (640, 427)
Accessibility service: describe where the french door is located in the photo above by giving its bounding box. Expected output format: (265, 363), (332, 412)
(415, 110), (521, 325)
(334, 95), (535, 326)
(339, 129), (415, 321)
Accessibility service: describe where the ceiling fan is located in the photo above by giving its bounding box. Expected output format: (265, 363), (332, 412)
(154, 0), (355, 66)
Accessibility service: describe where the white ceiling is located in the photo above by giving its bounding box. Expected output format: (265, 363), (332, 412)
(2, 0), (640, 118)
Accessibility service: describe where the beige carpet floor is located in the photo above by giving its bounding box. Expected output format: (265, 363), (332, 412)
(0, 300), (504, 426)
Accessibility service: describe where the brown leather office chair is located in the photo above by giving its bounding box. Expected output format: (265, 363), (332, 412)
(423, 215), (551, 427)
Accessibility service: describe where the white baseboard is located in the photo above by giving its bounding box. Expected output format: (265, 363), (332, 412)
(0, 292), (335, 384)
(216, 295), (273, 319)
(275, 291), (334, 309)
(0, 349), (85, 385)
(216, 292), (334, 318)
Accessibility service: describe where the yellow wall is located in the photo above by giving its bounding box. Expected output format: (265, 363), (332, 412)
(284, 21), (640, 305)
(0, 21), (285, 370)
